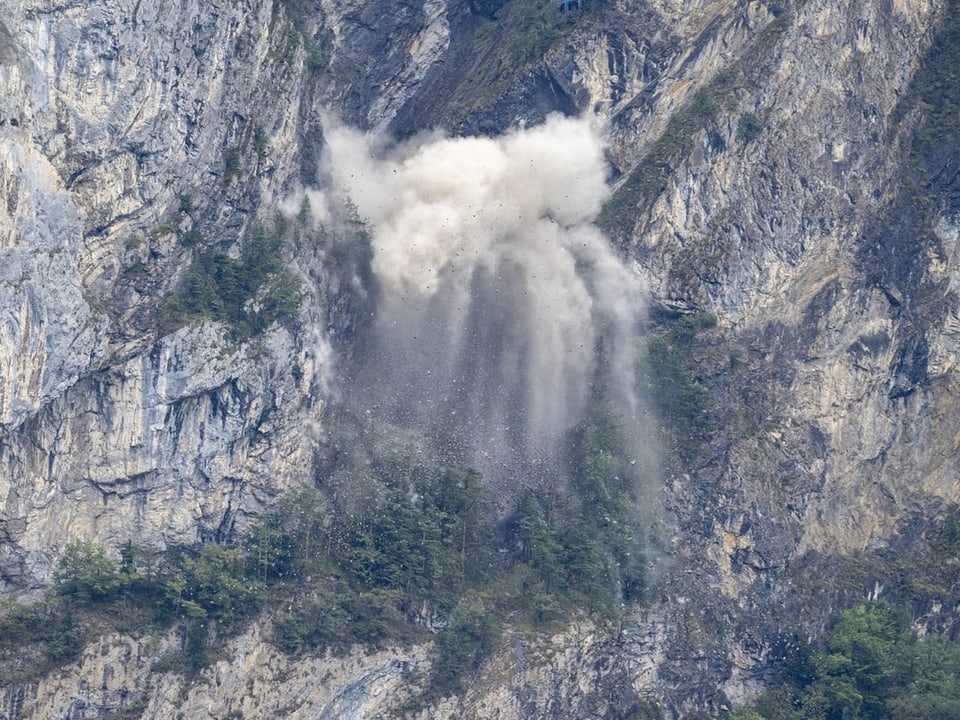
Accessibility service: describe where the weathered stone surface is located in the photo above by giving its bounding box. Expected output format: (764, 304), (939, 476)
(0, 0), (328, 591)
(0, 619), (674, 720)
(0, 626), (427, 720)
(0, 322), (327, 591)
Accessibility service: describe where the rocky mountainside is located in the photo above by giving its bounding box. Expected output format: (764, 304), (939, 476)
(1, 0), (959, 717)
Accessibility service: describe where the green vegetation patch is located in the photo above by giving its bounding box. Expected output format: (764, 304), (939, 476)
(271, 378), (651, 699)
(639, 311), (717, 462)
(161, 219), (301, 338)
(726, 507), (960, 719)
(724, 601), (960, 720)
(0, 540), (265, 683)
(270, 0), (326, 76)
(599, 75), (739, 237)
(270, 468), (495, 661)
(888, 0), (960, 160)
(502, 0), (578, 69)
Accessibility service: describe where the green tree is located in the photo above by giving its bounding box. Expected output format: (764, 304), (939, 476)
(273, 585), (351, 654)
(799, 602), (913, 719)
(247, 515), (295, 583)
(177, 545), (264, 630)
(887, 633), (960, 719)
(246, 484), (328, 583)
(343, 589), (407, 646)
(432, 599), (499, 696)
(53, 542), (124, 603)
(742, 603), (960, 720)
(45, 612), (84, 663)
(641, 334), (712, 460)
(510, 490), (563, 594)
(161, 218), (301, 336)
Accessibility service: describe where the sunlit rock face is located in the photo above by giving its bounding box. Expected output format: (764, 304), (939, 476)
(1, 0), (959, 716)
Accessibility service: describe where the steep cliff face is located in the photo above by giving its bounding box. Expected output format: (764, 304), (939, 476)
(1, 0), (959, 717)
(631, 0), (959, 558)
(0, 0), (328, 589)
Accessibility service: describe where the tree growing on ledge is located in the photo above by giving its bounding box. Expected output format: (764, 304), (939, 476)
(52, 542), (123, 604)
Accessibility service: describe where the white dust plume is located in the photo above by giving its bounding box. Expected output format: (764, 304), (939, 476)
(324, 114), (645, 486)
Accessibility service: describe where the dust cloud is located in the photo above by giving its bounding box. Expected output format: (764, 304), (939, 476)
(323, 114), (646, 488)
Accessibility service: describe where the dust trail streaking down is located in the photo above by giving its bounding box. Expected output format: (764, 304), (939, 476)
(325, 114), (645, 488)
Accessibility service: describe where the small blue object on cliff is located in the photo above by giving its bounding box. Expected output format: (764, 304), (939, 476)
(560, 0), (582, 11)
